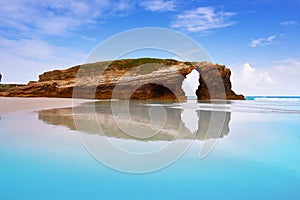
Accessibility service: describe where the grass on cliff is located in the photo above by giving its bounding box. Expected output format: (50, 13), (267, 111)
(0, 84), (26, 92)
(40, 58), (194, 80)
(107, 58), (192, 70)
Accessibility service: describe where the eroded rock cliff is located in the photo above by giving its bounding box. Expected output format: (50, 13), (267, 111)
(0, 58), (244, 100)
(195, 62), (245, 100)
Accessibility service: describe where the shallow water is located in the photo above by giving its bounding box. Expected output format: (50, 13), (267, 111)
(1, 97), (300, 199)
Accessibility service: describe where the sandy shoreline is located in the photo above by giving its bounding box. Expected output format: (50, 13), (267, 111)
(0, 97), (94, 115)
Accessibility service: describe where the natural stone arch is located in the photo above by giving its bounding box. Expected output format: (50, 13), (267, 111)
(0, 58), (244, 100)
(195, 62), (245, 100)
(130, 83), (178, 100)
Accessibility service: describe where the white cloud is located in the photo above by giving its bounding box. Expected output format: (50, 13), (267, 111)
(0, 38), (54, 60)
(171, 7), (236, 32)
(140, 0), (176, 12)
(231, 60), (300, 96)
(233, 63), (274, 86)
(250, 35), (276, 47)
(0, 0), (132, 37)
(0, 38), (86, 83)
(116, 0), (133, 11)
(231, 63), (275, 95)
(275, 58), (300, 68)
(0, 0), (137, 84)
(279, 20), (298, 26)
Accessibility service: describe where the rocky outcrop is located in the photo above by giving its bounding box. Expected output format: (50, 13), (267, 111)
(195, 62), (245, 100)
(0, 58), (244, 100)
(0, 84), (26, 97)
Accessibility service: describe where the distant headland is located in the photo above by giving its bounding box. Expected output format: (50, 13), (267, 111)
(0, 58), (244, 100)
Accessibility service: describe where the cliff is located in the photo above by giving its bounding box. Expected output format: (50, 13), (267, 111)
(195, 62), (245, 100)
(0, 58), (244, 100)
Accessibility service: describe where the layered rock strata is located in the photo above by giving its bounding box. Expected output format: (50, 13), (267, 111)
(195, 62), (245, 100)
(0, 58), (244, 100)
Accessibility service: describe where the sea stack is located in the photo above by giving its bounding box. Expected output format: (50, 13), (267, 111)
(0, 58), (245, 101)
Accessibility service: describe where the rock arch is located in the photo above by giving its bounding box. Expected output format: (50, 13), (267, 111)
(0, 59), (244, 100)
(195, 62), (245, 100)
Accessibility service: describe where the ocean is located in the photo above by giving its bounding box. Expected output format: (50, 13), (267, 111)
(0, 96), (300, 199)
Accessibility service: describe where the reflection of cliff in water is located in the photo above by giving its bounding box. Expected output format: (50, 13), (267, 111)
(38, 101), (231, 141)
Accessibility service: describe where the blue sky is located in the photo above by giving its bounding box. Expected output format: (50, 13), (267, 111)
(0, 0), (299, 95)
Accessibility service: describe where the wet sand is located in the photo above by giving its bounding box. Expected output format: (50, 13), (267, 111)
(0, 97), (93, 115)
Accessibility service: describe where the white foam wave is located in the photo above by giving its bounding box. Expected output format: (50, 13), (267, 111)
(254, 97), (300, 101)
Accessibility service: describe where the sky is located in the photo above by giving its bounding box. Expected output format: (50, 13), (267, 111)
(0, 0), (299, 95)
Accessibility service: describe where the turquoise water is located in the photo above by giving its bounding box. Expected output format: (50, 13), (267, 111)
(1, 97), (300, 199)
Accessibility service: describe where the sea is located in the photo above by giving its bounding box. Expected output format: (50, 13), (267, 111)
(0, 96), (300, 199)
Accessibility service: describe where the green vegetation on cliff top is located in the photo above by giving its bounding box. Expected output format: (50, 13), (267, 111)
(108, 58), (192, 70)
(78, 58), (192, 71)
(0, 84), (26, 92)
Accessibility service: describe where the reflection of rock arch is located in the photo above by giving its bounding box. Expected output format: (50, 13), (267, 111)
(196, 110), (231, 140)
(38, 101), (231, 141)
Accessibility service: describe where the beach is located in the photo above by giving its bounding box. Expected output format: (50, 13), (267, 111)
(0, 97), (300, 199)
(1, 0), (299, 199)
(0, 97), (93, 115)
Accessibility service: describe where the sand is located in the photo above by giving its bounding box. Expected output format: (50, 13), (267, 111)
(0, 97), (93, 115)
